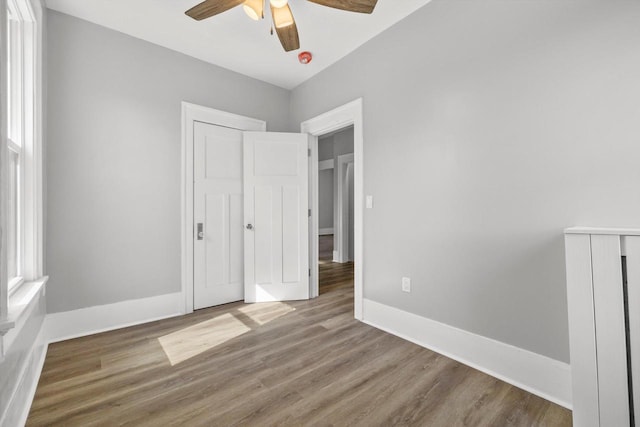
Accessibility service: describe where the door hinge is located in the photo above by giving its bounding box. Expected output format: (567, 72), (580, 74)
(309, 268), (311, 276)
(308, 148), (311, 157)
(308, 209), (311, 217)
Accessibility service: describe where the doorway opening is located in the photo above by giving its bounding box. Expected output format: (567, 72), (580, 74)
(317, 127), (355, 295)
(301, 98), (364, 319)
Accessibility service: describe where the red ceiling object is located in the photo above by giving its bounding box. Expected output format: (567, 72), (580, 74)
(298, 51), (312, 64)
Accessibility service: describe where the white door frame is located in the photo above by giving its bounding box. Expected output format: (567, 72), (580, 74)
(300, 98), (364, 320)
(336, 153), (354, 263)
(181, 102), (266, 314)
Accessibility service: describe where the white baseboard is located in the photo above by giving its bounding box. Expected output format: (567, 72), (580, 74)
(362, 299), (572, 409)
(332, 250), (339, 262)
(319, 228), (334, 236)
(44, 292), (185, 344)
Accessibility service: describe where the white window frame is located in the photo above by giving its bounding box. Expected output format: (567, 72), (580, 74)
(7, 139), (22, 293)
(1, 0), (45, 335)
(7, 1), (24, 293)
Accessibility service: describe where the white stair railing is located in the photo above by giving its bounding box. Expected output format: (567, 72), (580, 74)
(565, 227), (640, 427)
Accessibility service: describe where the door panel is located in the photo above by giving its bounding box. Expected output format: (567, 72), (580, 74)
(254, 141), (299, 176)
(194, 122), (244, 309)
(229, 194), (244, 284)
(282, 186), (301, 283)
(205, 193), (226, 287)
(244, 132), (310, 302)
(254, 186), (274, 285)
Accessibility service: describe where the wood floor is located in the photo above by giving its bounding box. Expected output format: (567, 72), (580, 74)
(28, 254), (572, 426)
(319, 234), (333, 261)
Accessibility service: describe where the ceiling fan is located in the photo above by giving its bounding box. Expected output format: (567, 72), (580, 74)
(185, 0), (378, 52)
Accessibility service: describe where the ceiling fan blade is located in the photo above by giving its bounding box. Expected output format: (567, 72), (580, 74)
(307, 0), (377, 14)
(185, 0), (244, 20)
(271, 5), (300, 52)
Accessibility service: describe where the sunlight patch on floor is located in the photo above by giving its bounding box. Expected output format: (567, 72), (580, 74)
(237, 301), (295, 325)
(158, 302), (296, 365)
(158, 313), (250, 366)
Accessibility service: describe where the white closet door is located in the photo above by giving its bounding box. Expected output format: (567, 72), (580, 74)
(193, 122), (244, 309)
(243, 132), (310, 302)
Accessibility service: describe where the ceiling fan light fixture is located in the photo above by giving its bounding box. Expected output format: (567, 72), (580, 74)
(272, 4), (294, 28)
(242, 0), (262, 20)
(270, 0), (288, 8)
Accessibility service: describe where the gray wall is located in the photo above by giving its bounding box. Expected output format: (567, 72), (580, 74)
(330, 128), (354, 256)
(318, 137), (333, 162)
(290, 0), (640, 362)
(318, 129), (355, 251)
(318, 138), (334, 230)
(46, 11), (291, 313)
(332, 127), (354, 159)
(318, 169), (334, 230)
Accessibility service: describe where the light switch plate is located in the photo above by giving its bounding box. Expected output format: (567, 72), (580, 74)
(402, 277), (411, 293)
(366, 195), (373, 209)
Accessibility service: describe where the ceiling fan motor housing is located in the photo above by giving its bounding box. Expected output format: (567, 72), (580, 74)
(298, 51), (312, 64)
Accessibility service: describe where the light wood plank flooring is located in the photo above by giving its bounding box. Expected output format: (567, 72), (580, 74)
(28, 259), (572, 426)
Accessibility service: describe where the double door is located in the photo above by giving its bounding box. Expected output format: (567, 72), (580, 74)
(193, 121), (310, 309)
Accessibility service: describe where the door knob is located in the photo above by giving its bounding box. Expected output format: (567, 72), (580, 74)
(246, 223), (253, 230)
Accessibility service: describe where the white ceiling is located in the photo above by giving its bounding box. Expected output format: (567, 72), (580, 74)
(45, 0), (432, 89)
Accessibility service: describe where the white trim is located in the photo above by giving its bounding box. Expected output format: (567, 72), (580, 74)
(3, 327), (47, 427)
(7, 277), (24, 295)
(2, 0), (44, 325)
(22, 5), (44, 283)
(332, 250), (339, 263)
(318, 159), (334, 171)
(1, 0), (8, 321)
(336, 153), (354, 263)
(308, 137), (319, 300)
(44, 292), (184, 343)
(181, 102), (266, 314)
(362, 299), (572, 409)
(1, 277), (47, 349)
(7, 138), (21, 154)
(301, 98), (364, 319)
(319, 228), (334, 236)
(0, 276), (46, 427)
(565, 226), (640, 236)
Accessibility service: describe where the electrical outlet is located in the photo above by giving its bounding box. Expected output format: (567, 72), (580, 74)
(402, 277), (411, 293)
(366, 195), (373, 209)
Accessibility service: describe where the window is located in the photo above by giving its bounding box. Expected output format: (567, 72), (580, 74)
(3, 0), (42, 300)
